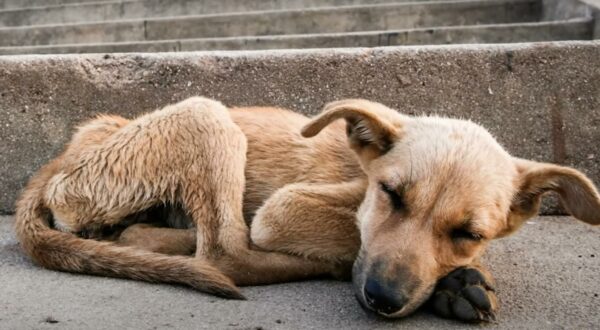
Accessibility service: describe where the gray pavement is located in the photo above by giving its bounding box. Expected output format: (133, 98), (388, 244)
(1, 215), (598, 329)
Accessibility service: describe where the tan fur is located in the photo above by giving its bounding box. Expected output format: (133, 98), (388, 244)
(15, 97), (600, 318)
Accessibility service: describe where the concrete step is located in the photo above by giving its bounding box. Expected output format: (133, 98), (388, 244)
(0, 0), (110, 10)
(0, 41), (598, 213)
(0, 0), (440, 27)
(0, 19), (591, 55)
(0, 0), (542, 47)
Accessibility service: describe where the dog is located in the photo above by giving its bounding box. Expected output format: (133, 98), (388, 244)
(15, 97), (600, 323)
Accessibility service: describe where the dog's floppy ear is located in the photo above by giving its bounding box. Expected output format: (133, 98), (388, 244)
(301, 99), (403, 160)
(503, 159), (600, 235)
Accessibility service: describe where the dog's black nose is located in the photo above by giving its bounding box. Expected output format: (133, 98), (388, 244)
(363, 278), (407, 315)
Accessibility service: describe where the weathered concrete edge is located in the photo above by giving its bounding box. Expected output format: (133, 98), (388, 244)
(1, 40), (598, 214)
(3, 38), (596, 61)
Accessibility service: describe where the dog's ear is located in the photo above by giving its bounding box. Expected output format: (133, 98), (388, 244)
(301, 99), (403, 160)
(503, 159), (600, 235)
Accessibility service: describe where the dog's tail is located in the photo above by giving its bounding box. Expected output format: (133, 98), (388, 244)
(14, 159), (244, 299)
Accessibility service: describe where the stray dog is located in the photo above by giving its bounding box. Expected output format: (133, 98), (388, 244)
(15, 97), (600, 322)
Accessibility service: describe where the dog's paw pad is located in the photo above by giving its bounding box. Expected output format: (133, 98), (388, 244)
(462, 285), (491, 310)
(451, 295), (480, 321)
(428, 267), (497, 323)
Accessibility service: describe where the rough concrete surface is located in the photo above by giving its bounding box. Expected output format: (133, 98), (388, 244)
(1, 41), (599, 213)
(1, 215), (598, 329)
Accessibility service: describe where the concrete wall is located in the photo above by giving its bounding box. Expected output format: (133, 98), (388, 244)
(1, 41), (599, 213)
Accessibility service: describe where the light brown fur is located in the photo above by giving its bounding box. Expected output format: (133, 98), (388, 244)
(15, 97), (600, 322)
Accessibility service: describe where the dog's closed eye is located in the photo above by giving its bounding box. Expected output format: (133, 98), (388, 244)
(450, 226), (484, 242)
(380, 182), (406, 211)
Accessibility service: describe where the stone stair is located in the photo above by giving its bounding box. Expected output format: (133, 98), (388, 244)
(0, 0), (598, 54)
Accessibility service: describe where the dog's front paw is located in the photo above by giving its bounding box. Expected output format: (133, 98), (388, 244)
(428, 267), (498, 323)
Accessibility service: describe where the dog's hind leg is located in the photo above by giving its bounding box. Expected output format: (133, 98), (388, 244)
(175, 111), (340, 285)
(117, 223), (196, 256)
(25, 98), (267, 298)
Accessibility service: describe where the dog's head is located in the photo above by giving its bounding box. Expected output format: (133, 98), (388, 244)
(302, 99), (600, 318)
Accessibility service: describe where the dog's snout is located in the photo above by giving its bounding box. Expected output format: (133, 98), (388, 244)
(363, 278), (407, 315)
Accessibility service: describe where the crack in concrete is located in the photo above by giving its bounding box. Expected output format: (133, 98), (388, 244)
(550, 94), (567, 164)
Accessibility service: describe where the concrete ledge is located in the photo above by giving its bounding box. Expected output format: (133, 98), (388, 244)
(0, 0), (541, 47)
(1, 215), (598, 328)
(1, 41), (599, 213)
(0, 19), (592, 55)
